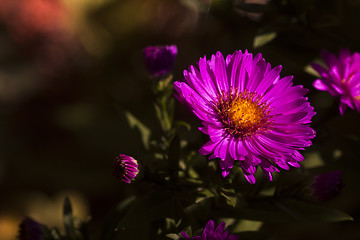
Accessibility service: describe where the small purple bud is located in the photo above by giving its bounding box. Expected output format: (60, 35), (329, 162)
(279, 170), (344, 202)
(18, 217), (44, 240)
(112, 154), (139, 183)
(143, 45), (177, 78)
(309, 170), (344, 202)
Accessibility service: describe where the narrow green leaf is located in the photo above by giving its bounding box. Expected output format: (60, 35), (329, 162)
(154, 103), (164, 129)
(166, 233), (181, 240)
(168, 98), (175, 128)
(232, 219), (263, 232)
(113, 189), (182, 239)
(196, 188), (216, 203)
(220, 187), (238, 207)
(174, 121), (191, 131)
(276, 199), (354, 222)
(215, 198), (353, 223)
(63, 196), (76, 238)
(253, 32), (277, 48)
(185, 198), (212, 227)
(101, 196), (137, 240)
(169, 134), (180, 182)
(124, 110), (151, 149)
(304, 64), (321, 77)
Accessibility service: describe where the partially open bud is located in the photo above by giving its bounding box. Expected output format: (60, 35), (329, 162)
(307, 170), (344, 202)
(112, 154), (139, 183)
(143, 45), (177, 78)
(280, 170), (344, 202)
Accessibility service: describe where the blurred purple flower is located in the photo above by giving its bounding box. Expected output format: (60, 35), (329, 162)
(174, 50), (316, 183)
(309, 170), (344, 202)
(312, 49), (360, 115)
(143, 45), (177, 78)
(181, 220), (238, 240)
(112, 154), (139, 183)
(18, 217), (44, 240)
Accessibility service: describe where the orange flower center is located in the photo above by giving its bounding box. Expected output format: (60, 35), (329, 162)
(228, 97), (264, 128)
(216, 90), (272, 138)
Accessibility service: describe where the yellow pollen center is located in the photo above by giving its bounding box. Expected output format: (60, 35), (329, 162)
(228, 98), (263, 128)
(216, 89), (271, 138)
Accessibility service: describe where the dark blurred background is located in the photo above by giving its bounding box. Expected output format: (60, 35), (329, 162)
(0, 0), (360, 239)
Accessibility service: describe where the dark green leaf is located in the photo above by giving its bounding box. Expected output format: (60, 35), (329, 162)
(274, 198), (353, 222)
(101, 196), (137, 240)
(112, 189), (182, 239)
(174, 121), (191, 131)
(124, 110), (151, 149)
(63, 196), (76, 238)
(168, 134), (180, 182)
(214, 198), (352, 223)
(196, 188), (216, 203)
(232, 219), (263, 232)
(184, 197), (212, 227)
(220, 187), (238, 207)
(166, 233), (181, 240)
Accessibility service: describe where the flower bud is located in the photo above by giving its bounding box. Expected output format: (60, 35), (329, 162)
(307, 170), (344, 202)
(18, 217), (44, 240)
(143, 45), (177, 78)
(281, 170), (344, 202)
(112, 154), (139, 183)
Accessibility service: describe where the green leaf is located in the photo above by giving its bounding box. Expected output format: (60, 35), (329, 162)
(168, 98), (175, 127)
(184, 197), (212, 227)
(168, 134), (180, 182)
(63, 196), (76, 238)
(302, 151), (325, 169)
(124, 110), (151, 149)
(101, 196), (137, 240)
(274, 199), (353, 222)
(196, 188), (216, 203)
(215, 198), (353, 223)
(232, 219), (263, 232)
(304, 64), (321, 77)
(166, 233), (181, 240)
(220, 187), (238, 207)
(174, 121), (191, 131)
(253, 32), (277, 48)
(112, 189), (183, 239)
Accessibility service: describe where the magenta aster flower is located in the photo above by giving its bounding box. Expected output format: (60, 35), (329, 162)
(112, 154), (139, 183)
(181, 220), (238, 240)
(311, 49), (360, 115)
(174, 50), (316, 183)
(143, 45), (178, 78)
